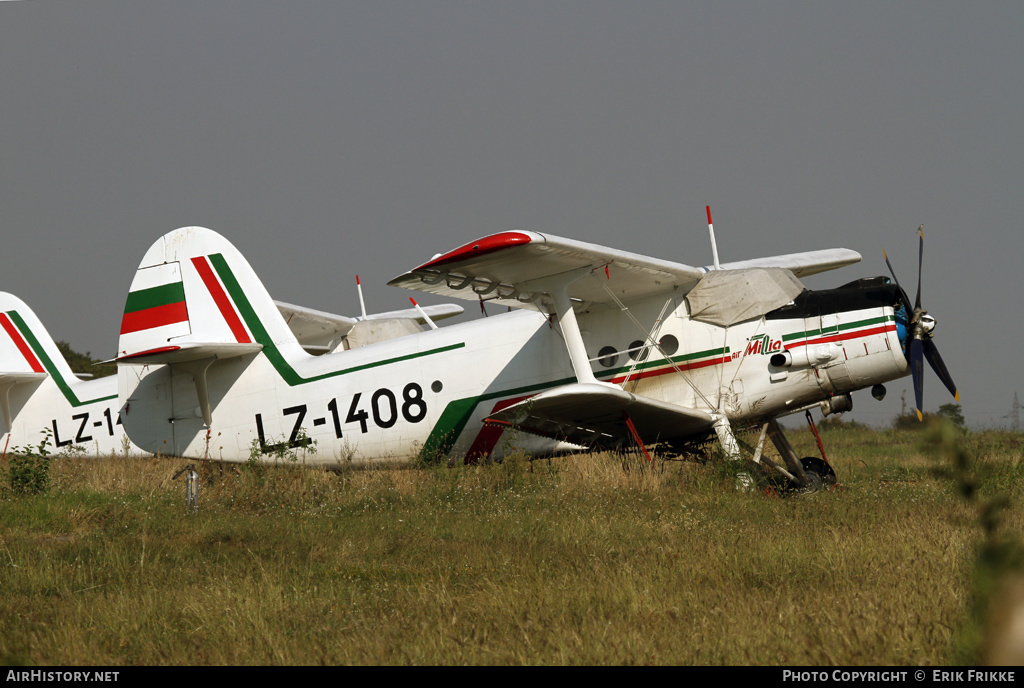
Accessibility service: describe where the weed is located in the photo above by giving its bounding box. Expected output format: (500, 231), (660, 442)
(6, 429), (54, 494)
(924, 421), (1024, 664)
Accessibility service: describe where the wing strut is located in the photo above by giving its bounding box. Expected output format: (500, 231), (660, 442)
(543, 268), (606, 386)
(622, 412), (652, 463)
(177, 358), (216, 427)
(594, 274), (717, 410)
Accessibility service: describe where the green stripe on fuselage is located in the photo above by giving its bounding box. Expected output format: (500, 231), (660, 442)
(419, 375), (578, 462)
(6, 311), (116, 407)
(597, 345), (730, 379)
(208, 253), (464, 386)
(781, 314), (893, 343)
(419, 344), (733, 461)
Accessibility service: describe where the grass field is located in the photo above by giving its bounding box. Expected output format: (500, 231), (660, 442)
(1, 425), (1022, 665)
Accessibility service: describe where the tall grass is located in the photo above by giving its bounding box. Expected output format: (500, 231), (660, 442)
(1, 427), (1021, 665)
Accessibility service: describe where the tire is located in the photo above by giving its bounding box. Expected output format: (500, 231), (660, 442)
(795, 456), (837, 491)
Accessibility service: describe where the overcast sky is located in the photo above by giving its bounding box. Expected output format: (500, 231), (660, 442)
(2, 1), (1020, 428)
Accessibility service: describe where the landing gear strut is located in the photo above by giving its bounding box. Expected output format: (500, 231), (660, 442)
(746, 416), (838, 493)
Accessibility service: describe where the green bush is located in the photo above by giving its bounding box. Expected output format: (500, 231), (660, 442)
(6, 430), (54, 494)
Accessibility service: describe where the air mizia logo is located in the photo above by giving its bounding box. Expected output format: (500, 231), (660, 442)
(744, 333), (783, 356)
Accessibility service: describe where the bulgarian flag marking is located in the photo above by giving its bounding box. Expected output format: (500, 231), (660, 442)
(121, 263), (189, 335)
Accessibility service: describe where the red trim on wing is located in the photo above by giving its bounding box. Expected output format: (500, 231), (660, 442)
(0, 313), (44, 373)
(119, 302), (189, 334)
(417, 232), (534, 270)
(115, 345), (182, 361)
(191, 256), (252, 344)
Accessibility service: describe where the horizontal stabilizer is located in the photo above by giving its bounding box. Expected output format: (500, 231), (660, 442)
(486, 383), (714, 449)
(0, 371), (48, 431)
(0, 371), (48, 385)
(363, 303), (463, 324)
(113, 342), (262, 365)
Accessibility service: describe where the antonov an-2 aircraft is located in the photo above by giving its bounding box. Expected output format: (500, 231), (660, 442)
(114, 220), (956, 488)
(0, 291), (460, 458)
(1, 292), (139, 456)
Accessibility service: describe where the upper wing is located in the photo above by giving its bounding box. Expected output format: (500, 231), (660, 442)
(362, 303), (464, 324)
(714, 248), (861, 278)
(275, 300), (464, 352)
(389, 231), (861, 311)
(486, 382), (715, 449)
(388, 231), (706, 311)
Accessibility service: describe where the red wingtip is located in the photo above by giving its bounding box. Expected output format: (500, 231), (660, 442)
(356, 275), (361, 285)
(417, 231), (533, 270)
(706, 205), (713, 225)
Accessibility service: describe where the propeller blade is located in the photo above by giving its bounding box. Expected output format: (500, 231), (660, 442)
(923, 338), (959, 402)
(915, 225), (923, 310)
(883, 249), (912, 309)
(910, 338), (925, 421)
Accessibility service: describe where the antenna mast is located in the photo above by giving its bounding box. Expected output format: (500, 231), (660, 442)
(706, 205), (721, 270)
(355, 275), (367, 321)
(409, 298), (438, 330)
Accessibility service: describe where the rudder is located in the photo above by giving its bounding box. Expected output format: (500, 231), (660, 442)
(117, 227), (303, 361)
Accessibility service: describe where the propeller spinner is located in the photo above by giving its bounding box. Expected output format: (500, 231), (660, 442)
(883, 226), (960, 420)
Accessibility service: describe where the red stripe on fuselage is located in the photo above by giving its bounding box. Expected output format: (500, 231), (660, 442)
(119, 301), (189, 334)
(465, 395), (532, 464)
(191, 256), (251, 344)
(786, 324), (895, 349)
(606, 355), (730, 385)
(0, 313), (44, 373)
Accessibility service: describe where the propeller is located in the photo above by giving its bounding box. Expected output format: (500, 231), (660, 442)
(883, 226), (960, 421)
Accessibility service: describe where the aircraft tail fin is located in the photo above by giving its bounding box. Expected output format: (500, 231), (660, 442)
(0, 292), (78, 383)
(0, 292), (75, 432)
(116, 227), (301, 364)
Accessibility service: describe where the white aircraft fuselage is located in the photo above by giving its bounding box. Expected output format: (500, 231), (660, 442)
(118, 267), (908, 464)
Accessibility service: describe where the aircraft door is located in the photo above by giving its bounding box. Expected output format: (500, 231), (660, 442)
(820, 312), (840, 337)
(169, 364), (205, 456)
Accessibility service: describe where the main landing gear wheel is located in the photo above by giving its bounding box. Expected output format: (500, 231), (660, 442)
(792, 456), (837, 492)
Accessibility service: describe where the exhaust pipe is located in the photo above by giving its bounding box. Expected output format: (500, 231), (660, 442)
(770, 344), (841, 369)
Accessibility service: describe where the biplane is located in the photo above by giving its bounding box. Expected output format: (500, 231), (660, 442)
(113, 218), (957, 487)
(1, 292), (139, 456)
(0, 291), (461, 459)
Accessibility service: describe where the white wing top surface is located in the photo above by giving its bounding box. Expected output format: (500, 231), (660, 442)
(390, 231), (861, 310)
(712, 248), (861, 278)
(388, 231), (705, 311)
